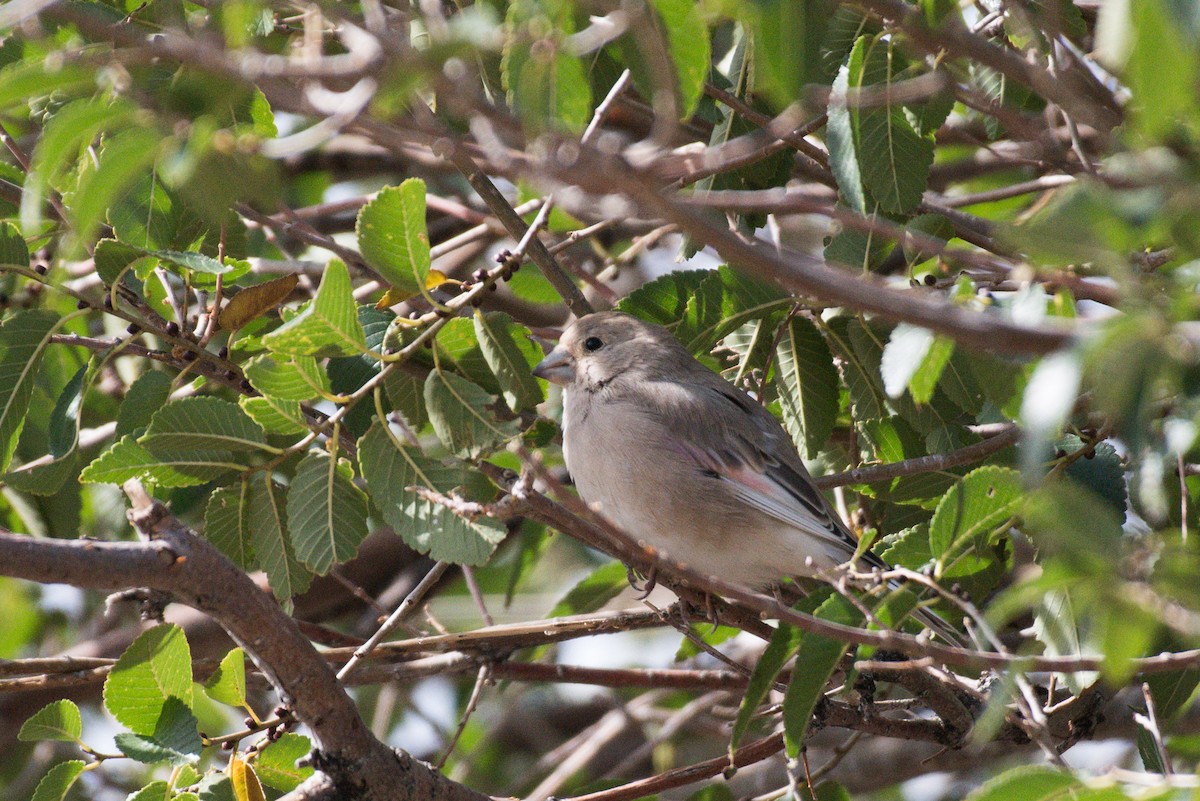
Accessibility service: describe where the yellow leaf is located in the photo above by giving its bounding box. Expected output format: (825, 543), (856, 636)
(425, 269), (450, 289)
(229, 753), (267, 801)
(375, 286), (414, 310)
(218, 274), (300, 331)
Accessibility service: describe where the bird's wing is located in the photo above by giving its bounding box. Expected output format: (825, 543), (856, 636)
(655, 377), (869, 564)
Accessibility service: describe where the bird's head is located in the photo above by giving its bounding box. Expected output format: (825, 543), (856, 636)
(533, 311), (685, 390)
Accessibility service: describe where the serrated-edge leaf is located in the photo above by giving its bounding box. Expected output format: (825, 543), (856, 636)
(116, 370), (175, 439)
(424, 370), (519, 459)
(244, 354), (329, 401)
(356, 180), (431, 295)
(930, 465), (1022, 563)
(647, 0), (710, 119)
(114, 698), (202, 766)
(358, 424), (504, 565)
(205, 484), (256, 569)
(239, 396), (309, 436)
(0, 310), (59, 472)
(249, 474), (312, 606)
(0, 220), (30, 267)
(103, 623), (193, 736)
(262, 260), (366, 358)
(775, 317), (839, 459)
(141, 397), (268, 453)
(474, 311), (543, 412)
(204, 648), (247, 709)
(254, 733), (315, 792)
(287, 451), (370, 574)
(30, 760), (86, 801)
(81, 435), (246, 487)
(18, 699), (83, 743)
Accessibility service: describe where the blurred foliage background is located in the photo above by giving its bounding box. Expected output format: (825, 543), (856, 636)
(3, 0), (1200, 799)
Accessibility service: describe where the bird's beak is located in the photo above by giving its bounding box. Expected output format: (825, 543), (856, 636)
(533, 346), (575, 386)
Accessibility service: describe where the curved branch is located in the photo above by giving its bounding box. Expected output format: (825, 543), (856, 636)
(0, 492), (488, 801)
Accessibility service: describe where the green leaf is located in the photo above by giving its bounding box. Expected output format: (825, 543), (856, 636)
(844, 36), (933, 215)
(113, 698), (202, 766)
(287, 450), (370, 574)
(22, 97), (137, 232)
(30, 760), (86, 801)
(249, 474), (312, 606)
(81, 435), (245, 487)
(880, 323), (953, 403)
(67, 127), (162, 256)
(383, 369), (428, 432)
(205, 484), (256, 569)
(239, 396), (309, 436)
(732, 621), (802, 751)
(244, 354), (330, 401)
(356, 179), (431, 295)
(746, 0), (832, 108)
(616, 270), (711, 330)
(0, 310), (58, 473)
(783, 594), (862, 756)
(263, 260), (366, 357)
(774, 316), (839, 459)
(434, 317), (503, 395)
(103, 623), (193, 736)
(962, 765), (1081, 801)
(255, 733), (315, 792)
(646, 0), (710, 119)
(4, 354), (95, 495)
(548, 561), (629, 617)
(930, 466), (1022, 567)
(1124, 0), (1200, 142)
(502, 0), (592, 134)
(204, 648), (247, 708)
(116, 370), (174, 439)
(358, 424), (505, 565)
(0, 220), (30, 266)
(140, 397), (268, 453)
(827, 62), (868, 213)
(18, 699), (82, 743)
(824, 315), (888, 421)
(1060, 436), (1127, 517)
(126, 781), (172, 801)
(678, 266), (791, 354)
(424, 370), (519, 459)
(474, 311), (544, 413)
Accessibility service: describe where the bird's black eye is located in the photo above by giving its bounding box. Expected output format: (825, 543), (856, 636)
(583, 336), (604, 352)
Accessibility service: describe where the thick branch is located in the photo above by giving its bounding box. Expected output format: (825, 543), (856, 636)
(0, 506), (487, 801)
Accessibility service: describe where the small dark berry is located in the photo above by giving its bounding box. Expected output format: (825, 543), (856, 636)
(909, 278), (920, 288)
(76, 298), (89, 309)
(34, 264), (47, 275)
(103, 296), (113, 309)
(494, 249), (512, 264)
(224, 370), (237, 381)
(423, 340), (432, 349)
(126, 323), (140, 335)
(244, 717), (255, 728)
(181, 350), (198, 362)
(489, 283), (497, 292)
(218, 346), (229, 359)
(112, 337), (123, 346)
(471, 296), (483, 308)
(221, 741), (234, 751)
(240, 379), (254, 393)
(165, 321), (180, 336)
(923, 274), (937, 286)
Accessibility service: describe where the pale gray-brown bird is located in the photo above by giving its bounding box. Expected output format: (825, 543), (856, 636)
(533, 310), (960, 643)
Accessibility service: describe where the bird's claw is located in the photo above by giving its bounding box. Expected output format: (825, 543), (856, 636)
(628, 565), (658, 599)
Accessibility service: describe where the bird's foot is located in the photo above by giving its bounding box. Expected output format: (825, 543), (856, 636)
(628, 564), (658, 600)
